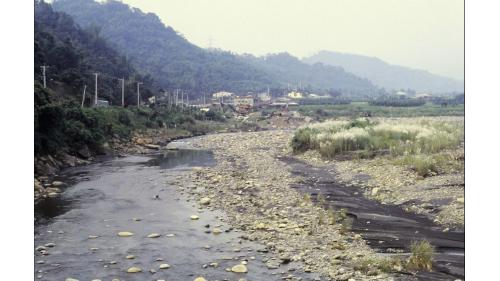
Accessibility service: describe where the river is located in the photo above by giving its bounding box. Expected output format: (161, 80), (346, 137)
(34, 148), (319, 281)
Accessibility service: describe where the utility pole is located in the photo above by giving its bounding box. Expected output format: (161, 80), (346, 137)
(176, 89), (179, 106)
(81, 85), (87, 108)
(136, 82), (143, 108)
(181, 92), (184, 108)
(120, 78), (125, 107)
(94, 73), (99, 106)
(40, 65), (47, 88)
(203, 92), (206, 106)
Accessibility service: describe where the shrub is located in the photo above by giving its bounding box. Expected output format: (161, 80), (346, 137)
(407, 240), (434, 271)
(291, 128), (316, 153)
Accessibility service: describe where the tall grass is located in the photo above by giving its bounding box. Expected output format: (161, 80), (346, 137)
(407, 240), (435, 271)
(292, 118), (463, 159)
(291, 118), (463, 177)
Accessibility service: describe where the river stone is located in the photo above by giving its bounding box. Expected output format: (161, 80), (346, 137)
(45, 242), (56, 248)
(159, 263), (170, 269)
(371, 188), (380, 196)
(126, 255), (135, 259)
(190, 215), (200, 220)
(199, 197), (211, 205)
(255, 222), (267, 230)
(65, 278), (79, 281)
(147, 233), (161, 238)
(456, 197), (464, 204)
(48, 192), (59, 198)
(118, 231), (134, 237)
(231, 264), (248, 273)
(88, 235), (99, 239)
(212, 228), (222, 235)
(52, 181), (64, 186)
(194, 278), (207, 281)
(127, 266), (142, 273)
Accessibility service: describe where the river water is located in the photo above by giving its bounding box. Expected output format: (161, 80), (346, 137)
(34, 149), (319, 281)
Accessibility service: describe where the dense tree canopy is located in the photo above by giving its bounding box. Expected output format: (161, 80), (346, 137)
(35, 0), (154, 106)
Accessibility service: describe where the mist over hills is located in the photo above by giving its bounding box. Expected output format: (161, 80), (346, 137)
(52, 0), (378, 97)
(303, 51), (464, 94)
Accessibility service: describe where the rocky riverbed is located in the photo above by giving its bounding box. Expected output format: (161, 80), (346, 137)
(188, 131), (394, 280)
(35, 128), (464, 280)
(188, 130), (464, 280)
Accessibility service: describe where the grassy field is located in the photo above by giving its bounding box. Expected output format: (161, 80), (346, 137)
(292, 117), (464, 177)
(294, 102), (464, 119)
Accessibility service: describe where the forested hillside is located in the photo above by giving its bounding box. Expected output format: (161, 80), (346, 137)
(34, 1), (209, 158)
(53, 0), (378, 96)
(35, 0), (154, 106)
(241, 53), (377, 97)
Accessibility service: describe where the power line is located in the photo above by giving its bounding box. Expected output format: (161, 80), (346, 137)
(94, 73), (99, 106)
(120, 78), (125, 107)
(81, 85), (87, 108)
(40, 65), (47, 88)
(136, 82), (143, 108)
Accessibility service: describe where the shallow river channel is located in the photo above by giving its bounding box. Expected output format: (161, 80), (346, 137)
(34, 148), (320, 281)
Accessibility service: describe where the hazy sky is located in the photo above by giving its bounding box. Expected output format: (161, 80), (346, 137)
(121, 0), (464, 80)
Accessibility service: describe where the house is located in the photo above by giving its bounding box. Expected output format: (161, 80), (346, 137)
(287, 91), (304, 99)
(257, 92), (271, 103)
(233, 95), (254, 107)
(212, 91), (234, 99)
(416, 93), (432, 99)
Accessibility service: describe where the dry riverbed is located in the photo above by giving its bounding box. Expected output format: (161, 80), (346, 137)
(187, 131), (393, 280)
(296, 146), (464, 229)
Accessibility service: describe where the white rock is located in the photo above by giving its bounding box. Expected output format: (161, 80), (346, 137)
(118, 231), (134, 237)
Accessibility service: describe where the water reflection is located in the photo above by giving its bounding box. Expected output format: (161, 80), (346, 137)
(147, 149), (215, 169)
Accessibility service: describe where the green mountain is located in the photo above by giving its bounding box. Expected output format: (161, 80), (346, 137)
(35, 0), (155, 106)
(303, 51), (464, 94)
(52, 0), (377, 97)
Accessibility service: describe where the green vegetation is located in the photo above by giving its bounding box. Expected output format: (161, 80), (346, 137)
(291, 117), (464, 177)
(354, 256), (403, 275)
(407, 240), (435, 271)
(296, 102), (464, 120)
(35, 84), (217, 156)
(53, 0), (378, 96)
(35, 0), (154, 106)
(369, 96), (426, 107)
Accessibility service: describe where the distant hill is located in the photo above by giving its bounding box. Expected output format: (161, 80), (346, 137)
(303, 51), (463, 94)
(53, 0), (378, 97)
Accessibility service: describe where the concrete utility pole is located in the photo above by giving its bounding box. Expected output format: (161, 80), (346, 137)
(136, 82), (143, 108)
(94, 73), (99, 106)
(181, 92), (184, 108)
(40, 65), (47, 88)
(175, 89), (179, 106)
(81, 85), (87, 108)
(120, 78), (125, 107)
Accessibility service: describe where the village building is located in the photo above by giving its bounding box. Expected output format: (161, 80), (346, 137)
(233, 95), (254, 107)
(257, 92), (271, 103)
(287, 91), (304, 99)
